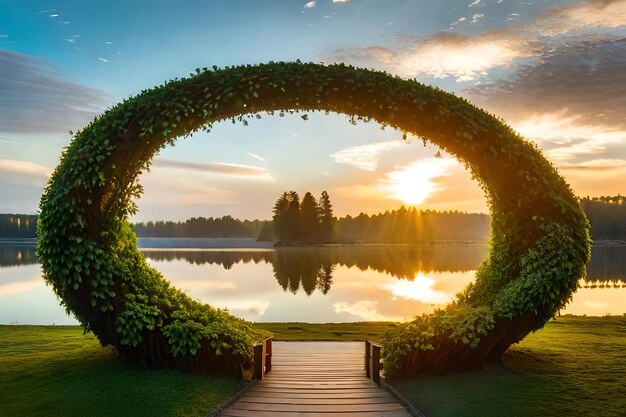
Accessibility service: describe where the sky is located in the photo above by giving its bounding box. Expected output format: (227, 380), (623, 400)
(0, 0), (624, 221)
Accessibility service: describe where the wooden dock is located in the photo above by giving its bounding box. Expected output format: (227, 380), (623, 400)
(218, 341), (412, 417)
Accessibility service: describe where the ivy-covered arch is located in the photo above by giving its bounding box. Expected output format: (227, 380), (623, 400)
(37, 62), (591, 377)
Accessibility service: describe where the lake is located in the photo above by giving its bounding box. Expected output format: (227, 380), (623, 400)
(1, 239), (624, 324)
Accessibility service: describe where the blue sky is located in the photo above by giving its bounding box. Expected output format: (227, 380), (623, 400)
(1, 0), (624, 220)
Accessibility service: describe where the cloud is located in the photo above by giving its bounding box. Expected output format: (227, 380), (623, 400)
(556, 158), (626, 197)
(334, 300), (404, 321)
(451, 17), (466, 27)
(559, 158), (626, 171)
(330, 141), (402, 171)
(0, 135), (17, 143)
(0, 159), (51, 213)
(510, 112), (625, 162)
(245, 151), (266, 162)
(0, 279), (42, 297)
(471, 13), (485, 23)
(541, 0), (626, 33)
(153, 158), (274, 180)
(0, 158), (51, 187)
(98, 57), (109, 63)
(222, 300), (269, 316)
(506, 13), (520, 22)
(139, 174), (236, 207)
(469, 0), (482, 6)
(0, 50), (108, 133)
(466, 36), (626, 160)
(303, 1), (316, 8)
(172, 280), (237, 291)
(324, 0), (625, 181)
(329, 31), (533, 82)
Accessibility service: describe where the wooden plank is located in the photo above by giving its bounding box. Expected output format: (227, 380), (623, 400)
(218, 341), (411, 417)
(268, 370), (365, 375)
(254, 383), (376, 390)
(220, 410), (413, 417)
(237, 396), (400, 405)
(229, 402), (406, 412)
(260, 377), (372, 383)
(238, 391), (395, 399)
(249, 387), (386, 395)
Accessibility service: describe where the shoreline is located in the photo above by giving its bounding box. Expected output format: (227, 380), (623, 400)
(2, 237), (625, 248)
(2, 314), (624, 329)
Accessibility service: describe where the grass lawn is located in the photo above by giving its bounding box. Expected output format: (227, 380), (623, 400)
(0, 326), (247, 417)
(253, 321), (396, 341)
(391, 315), (626, 417)
(2, 316), (624, 417)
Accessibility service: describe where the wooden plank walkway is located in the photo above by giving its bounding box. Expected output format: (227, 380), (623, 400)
(219, 341), (412, 417)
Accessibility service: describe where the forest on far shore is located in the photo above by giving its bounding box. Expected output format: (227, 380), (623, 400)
(0, 195), (624, 243)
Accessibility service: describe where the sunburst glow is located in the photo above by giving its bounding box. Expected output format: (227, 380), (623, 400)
(379, 157), (457, 205)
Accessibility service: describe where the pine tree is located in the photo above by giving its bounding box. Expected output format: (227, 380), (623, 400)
(300, 192), (319, 242)
(272, 192), (290, 242)
(285, 191), (301, 243)
(318, 190), (334, 242)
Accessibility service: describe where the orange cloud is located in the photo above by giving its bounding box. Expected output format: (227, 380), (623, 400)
(543, 0), (626, 33)
(329, 31), (534, 82)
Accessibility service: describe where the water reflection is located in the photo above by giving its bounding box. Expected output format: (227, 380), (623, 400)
(1, 242), (625, 324)
(143, 244), (489, 284)
(3, 243), (626, 289)
(583, 245), (626, 288)
(141, 244), (626, 292)
(141, 245), (626, 319)
(0, 243), (37, 267)
(272, 251), (334, 295)
(141, 245), (489, 298)
(384, 273), (450, 304)
(143, 250), (272, 270)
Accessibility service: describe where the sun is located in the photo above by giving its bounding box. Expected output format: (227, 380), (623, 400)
(380, 157), (456, 205)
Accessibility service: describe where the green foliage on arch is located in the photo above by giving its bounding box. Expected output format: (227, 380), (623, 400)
(36, 61), (591, 376)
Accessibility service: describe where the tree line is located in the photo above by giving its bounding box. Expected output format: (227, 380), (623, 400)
(579, 195), (626, 241)
(0, 214), (37, 238)
(132, 216), (265, 238)
(1, 194), (624, 241)
(335, 207), (490, 243)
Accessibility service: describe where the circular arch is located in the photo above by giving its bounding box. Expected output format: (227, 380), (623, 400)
(37, 62), (590, 377)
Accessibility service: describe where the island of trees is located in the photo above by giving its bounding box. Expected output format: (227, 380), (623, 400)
(268, 190), (334, 245)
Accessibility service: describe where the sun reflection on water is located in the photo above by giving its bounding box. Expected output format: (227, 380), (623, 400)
(384, 272), (453, 304)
